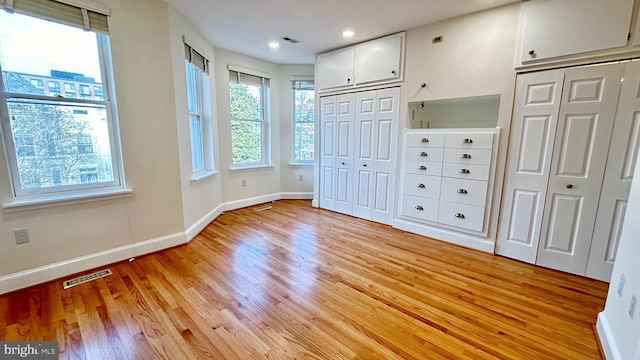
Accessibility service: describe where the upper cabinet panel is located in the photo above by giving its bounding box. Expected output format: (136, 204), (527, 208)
(317, 48), (355, 91)
(354, 34), (403, 86)
(517, 0), (635, 67)
(317, 32), (405, 93)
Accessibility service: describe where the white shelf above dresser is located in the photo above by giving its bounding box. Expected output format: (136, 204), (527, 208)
(393, 128), (501, 253)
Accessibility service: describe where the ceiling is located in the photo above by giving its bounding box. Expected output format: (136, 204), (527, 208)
(163, 0), (520, 65)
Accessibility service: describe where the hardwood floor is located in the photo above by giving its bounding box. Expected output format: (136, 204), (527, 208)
(0, 200), (608, 359)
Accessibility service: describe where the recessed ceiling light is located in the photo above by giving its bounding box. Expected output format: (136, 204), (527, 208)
(269, 42), (279, 48)
(342, 30), (354, 38)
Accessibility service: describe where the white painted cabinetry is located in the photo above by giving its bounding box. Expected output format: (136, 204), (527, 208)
(516, 0), (636, 67)
(317, 33), (404, 93)
(319, 88), (400, 225)
(396, 128), (500, 252)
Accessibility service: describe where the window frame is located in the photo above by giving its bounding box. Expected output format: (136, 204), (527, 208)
(291, 78), (315, 165)
(228, 67), (271, 169)
(0, 10), (125, 200)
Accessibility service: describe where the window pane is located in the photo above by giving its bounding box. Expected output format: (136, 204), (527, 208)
(0, 11), (102, 88)
(294, 89), (315, 122)
(230, 83), (261, 120)
(231, 120), (262, 164)
(190, 114), (204, 171)
(7, 98), (114, 190)
(294, 123), (315, 162)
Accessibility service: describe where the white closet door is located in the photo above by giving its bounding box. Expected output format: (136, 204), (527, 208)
(352, 91), (376, 220)
(495, 70), (564, 263)
(371, 87), (400, 224)
(334, 94), (356, 215)
(586, 61), (640, 281)
(319, 96), (337, 210)
(536, 63), (624, 275)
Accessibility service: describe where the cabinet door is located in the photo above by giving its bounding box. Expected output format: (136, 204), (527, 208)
(519, 0), (634, 63)
(586, 61), (640, 281)
(536, 63), (624, 276)
(495, 70), (564, 264)
(319, 96), (337, 210)
(334, 94), (356, 215)
(317, 48), (354, 91)
(354, 34), (403, 85)
(352, 91), (376, 220)
(371, 87), (399, 224)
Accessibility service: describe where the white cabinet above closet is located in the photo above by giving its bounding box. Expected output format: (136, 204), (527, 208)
(317, 32), (405, 93)
(516, 0), (637, 68)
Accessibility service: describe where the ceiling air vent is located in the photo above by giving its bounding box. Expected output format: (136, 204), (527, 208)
(280, 36), (301, 44)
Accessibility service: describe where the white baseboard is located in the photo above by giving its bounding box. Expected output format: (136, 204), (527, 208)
(0, 192), (318, 294)
(185, 204), (224, 241)
(596, 312), (621, 360)
(281, 192), (313, 199)
(0, 232), (187, 294)
(393, 218), (495, 253)
(311, 198), (319, 207)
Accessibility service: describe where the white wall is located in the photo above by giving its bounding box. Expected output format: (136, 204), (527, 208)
(278, 64), (315, 196)
(167, 7), (224, 234)
(598, 160), (640, 359)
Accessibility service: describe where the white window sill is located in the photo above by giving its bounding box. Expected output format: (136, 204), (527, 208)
(229, 164), (274, 172)
(191, 170), (218, 185)
(3, 188), (134, 213)
(289, 162), (314, 167)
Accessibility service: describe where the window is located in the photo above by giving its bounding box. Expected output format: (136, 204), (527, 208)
(30, 79), (43, 90)
(93, 86), (103, 100)
(64, 83), (76, 98)
(229, 68), (270, 166)
(292, 79), (315, 164)
(0, 2), (124, 198)
(79, 85), (91, 99)
(184, 43), (214, 176)
(48, 81), (60, 96)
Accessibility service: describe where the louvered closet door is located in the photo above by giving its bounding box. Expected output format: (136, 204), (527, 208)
(586, 61), (640, 281)
(495, 70), (564, 263)
(334, 94), (356, 215)
(536, 63), (624, 276)
(319, 96), (337, 210)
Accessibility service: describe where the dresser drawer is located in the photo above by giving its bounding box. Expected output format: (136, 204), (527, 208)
(403, 174), (441, 199)
(443, 148), (492, 165)
(404, 160), (442, 176)
(442, 163), (490, 181)
(440, 178), (488, 206)
(437, 201), (485, 232)
(401, 195), (439, 222)
(405, 147), (444, 162)
(444, 133), (494, 150)
(405, 133), (445, 148)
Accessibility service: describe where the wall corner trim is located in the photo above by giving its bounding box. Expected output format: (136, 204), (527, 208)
(596, 311), (622, 360)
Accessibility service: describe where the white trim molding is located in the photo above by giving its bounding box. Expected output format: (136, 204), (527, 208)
(596, 312), (622, 360)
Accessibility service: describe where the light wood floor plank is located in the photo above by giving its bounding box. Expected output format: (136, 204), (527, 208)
(0, 200), (607, 359)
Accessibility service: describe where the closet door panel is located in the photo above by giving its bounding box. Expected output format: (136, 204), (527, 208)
(353, 91), (376, 220)
(334, 94), (356, 215)
(319, 97), (337, 210)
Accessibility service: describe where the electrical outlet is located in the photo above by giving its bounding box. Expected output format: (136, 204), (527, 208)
(14, 229), (29, 244)
(618, 274), (626, 297)
(242, 179), (246, 187)
(299, 175), (303, 181)
(630, 294), (637, 319)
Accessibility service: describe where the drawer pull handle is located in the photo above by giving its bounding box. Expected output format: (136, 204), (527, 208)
(455, 213), (465, 219)
(415, 205), (424, 211)
(421, 138), (429, 143)
(462, 138), (473, 144)
(417, 183), (426, 188)
(461, 153), (472, 159)
(419, 165), (427, 171)
(459, 168), (470, 174)
(420, 151), (428, 157)
(457, 189), (468, 194)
